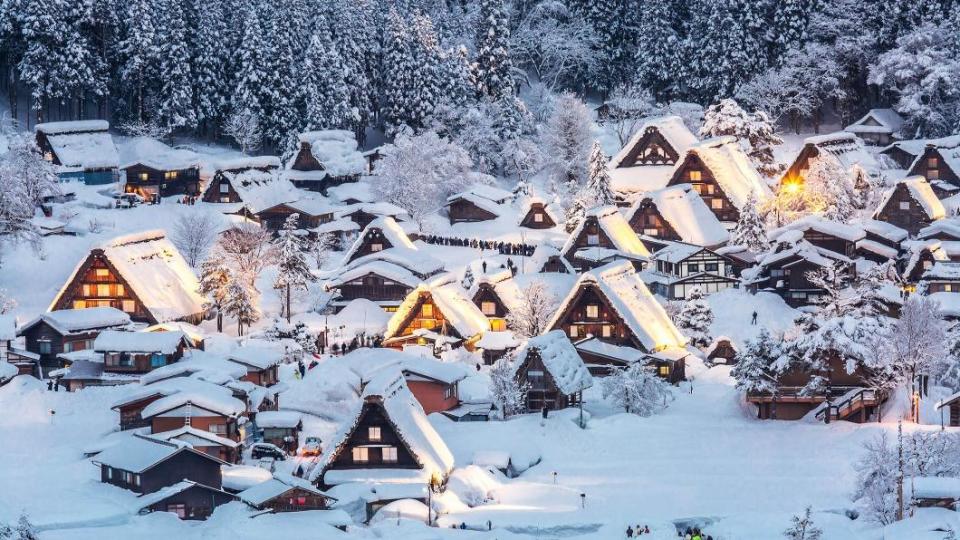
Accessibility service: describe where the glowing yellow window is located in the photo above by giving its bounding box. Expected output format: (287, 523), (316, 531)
(97, 284), (110, 296)
(481, 301), (497, 316)
(421, 304), (433, 317)
(586, 305), (599, 318)
(72, 300), (86, 309)
(658, 365), (670, 377)
(368, 427), (381, 441)
(490, 319), (506, 331)
(689, 170), (702, 181)
(122, 300), (135, 313)
(95, 268), (110, 279)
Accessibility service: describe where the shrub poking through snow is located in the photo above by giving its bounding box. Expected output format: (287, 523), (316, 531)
(601, 363), (672, 416)
(782, 506), (821, 540)
(489, 355), (528, 418)
(675, 287), (713, 348)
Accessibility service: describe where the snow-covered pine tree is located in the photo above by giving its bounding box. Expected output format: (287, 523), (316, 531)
(782, 507), (822, 540)
(199, 255), (231, 332)
(601, 363), (673, 416)
(685, 0), (768, 101)
(585, 141), (615, 207)
(192, 0), (230, 134)
(473, 0), (513, 99)
(563, 192), (588, 233)
(116, 0), (159, 123)
(382, 9), (416, 136)
(731, 190), (769, 252)
(231, 2), (268, 122)
(675, 287), (714, 348)
(770, 0), (813, 60)
(334, 0), (381, 142)
(224, 278), (259, 337)
(700, 99), (784, 177)
(461, 267), (475, 290)
(542, 92), (592, 194)
(731, 328), (782, 394)
(632, 0), (679, 100)
(155, 0), (196, 130)
(489, 355), (528, 418)
(852, 433), (899, 525)
(299, 20), (353, 133)
(310, 232), (335, 269)
(273, 213), (314, 323)
(261, 1), (306, 150)
(2, 134), (60, 207)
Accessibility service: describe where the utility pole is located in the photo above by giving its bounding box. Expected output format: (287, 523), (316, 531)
(896, 420), (904, 521)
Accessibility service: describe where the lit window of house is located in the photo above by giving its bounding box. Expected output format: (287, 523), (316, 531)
(368, 426), (381, 441)
(370, 243), (383, 252)
(710, 199), (723, 210)
(602, 325), (613, 338)
(706, 184), (715, 194)
(122, 300), (135, 313)
(352, 447), (369, 463)
(534, 213), (544, 223)
(481, 301), (497, 316)
(138, 173), (149, 181)
(97, 284), (111, 297)
(658, 365), (670, 377)
(95, 268), (110, 280)
(930, 157), (939, 167)
(900, 201), (910, 210)
(644, 228), (659, 236)
(421, 304), (433, 317)
(689, 170), (702, 181)
(165, 171), (178, 180)
(946, 284), (953, 292)
(382, 447), (398, 463)
(569, 325), (579, 338)
(586, 304), (599, 318)
(73, 300), (86, 309)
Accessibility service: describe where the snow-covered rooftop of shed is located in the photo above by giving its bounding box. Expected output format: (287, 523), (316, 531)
(385, 281), (488, 341)
(50, 231), (204, 323)
(475, 330), (519, 351)
(922, 262), (960, 280)
(43, 127), (120, 170)
(213, 155), (281, 171)
(629, 184), (728, 247)
(574, 337), (646, 363)
(770, 215), (866, 243)
(804, 131), (880, 176)
(239, 475), (330, 507)
(859, 219), (909, 243)
(118, 137), (201, 171)
(36, 120), (110, 134)
(91, 435), (188, 472)
(297, 130), (366, 177)
(140, 384), (246, 419)
(876, 176), (945, 221)
(23, 307), (131, 335)
(136, 351), (246, 386)
(919, 219), (960, 241)
(685, 136), (771, 209)
(450, 184), (513, 204)
(329, 260), (423, 290)
(220, 169), (300, 214)
(844, 109), (904, 135)
(94, 330), (186, 353)
(345, 347), (472, 385)
(254, 410), (302, 428)
(516, 330), (593, 395)
(151, 425), (240, 448)
(648, 240), (708, 264)
(909, 477), (960, 500)
(227, 345), (285, 370)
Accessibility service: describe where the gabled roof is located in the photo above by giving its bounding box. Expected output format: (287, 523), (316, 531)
(844, 109), (904, 136)
(343, 217), (416, 260)
(859, 219), (909, 243)
(801, 132), (880, 177)
(918, 219), (960, 241)
(902, 239), (951, 277)
(288, 129), (365, 178)
(139, 382), (247, 419)
(94, 330), (188, 354)
(881, 135), (960, 158)
(921, 261), (960, 281)
(648, 240), (711, 264)
(227, 345), (285, 371)
(627, 184), (729, 247)
(119, 137), (201, 171)
(769, 215), (866, 243)
(239, 475), (333, 507)
(447, 184), (513, 204)
(562, 206), (651, 259)
(213, 155), (281, 172)
(36, 120), (119, 170)
(210, 169), (301, 214)
(681, 136), (772, 210)
(151, 425), (241, 448)
(875, 176), (946, 221)
(609, 115), (699, 169)
(19, 307), (131, 336)
(91, 434), (226, 472)
(136, 351), (248, 387)
(310, 370), (455, 485)
(528, 244), (575, 273)
(548, 261), (687, 351)
(344, 347), (472, 386)
(514, 330), (593, 395)
(327, 260), (423, 290)
(384, 281), (489, 341)
(135, 480), (236, 511)
(49, 230), (205, 324)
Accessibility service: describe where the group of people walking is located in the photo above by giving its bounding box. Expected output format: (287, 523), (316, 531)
(625, 525), (713, 539)
(418, 234), (536, 256)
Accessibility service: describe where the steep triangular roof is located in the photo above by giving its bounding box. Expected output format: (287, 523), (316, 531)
(677, 136), (772, 210)
(561, 206), (651, 260)
(875, 176), (946, 221)
(514, 330), (593, 395)
(384, 281), (489, 342)
(609, 116), (699, 169)
(626, 184), (729, 247)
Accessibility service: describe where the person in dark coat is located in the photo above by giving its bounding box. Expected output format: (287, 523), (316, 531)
(298, 361), (306, 378)
(751, 311), (758, 325)
(626, 526), (634, 538)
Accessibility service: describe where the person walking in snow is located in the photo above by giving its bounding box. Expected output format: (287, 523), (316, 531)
(751, 311), (758, 325)
(298, 361), (306, 378)
(626, 526), (634, 538)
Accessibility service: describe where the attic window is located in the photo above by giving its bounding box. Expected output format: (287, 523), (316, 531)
(900, 201), (910, 210)
(930, 157), (939, 167)
(534, 213), (544, 223)
(219, 183), (230, 193)
(710, 199), (723, 210)
(368, 426), (381, 441)
(382, 447), (398, 463)
(569, 325), (579, 338)
(370, 243), (383, 252)
(644, 228), (659, 236)
(352, 447), (369, 463)
(586, 305), (599, 318)
(164, 171), (178, 180)
(138, 173), (148, 181)
(587, 234), (600, 245)
(122, 300), (135, 313)
(481, 301), (497, 316)
(689, 170), (702, 181)
(658, 366), (670, 377)
(602, 325), (613, 338)
(421, 304), (434, 317)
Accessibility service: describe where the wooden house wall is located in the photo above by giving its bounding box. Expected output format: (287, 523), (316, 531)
(875, 183), (937, 235)
(519, 204), (556, 229)
(329, 402), (419, 469)
(348, 228), (397, 263)
(36, 132), (61, 165)
(667, 154), (739, 222)
(102, 450), (222, 494)
(909, 147), (960, 187)
(123, 163), (200, 197)
(881, 146), (918, 170)
(390, 293), (464, 341)
(799, 231), (856, 258)
(20, 321), (101, 370)
(118, 396), (162, 430)
(260, 487), (330, 512)
(628, 201), (681, 240)
(335, 273), (413, 304)
(758, 256), (835, 307)
(103, 344), (184, 374)
(926, 281), (960, 293)
(472, 284), (509, 319)
(616, 128), (680, 167)
(781, 144), (819, 187)
(51, 251), (156, 323)
(563, 217), (618, 270)
(406, 380), (459, 414)
(146, 485), (235, 520)
(550, 285), (635, 347)
(448, 199), (498, 224)
(905, 251), (937, 283)
(202, 173), (242, 204)
(540, 256), (571, 273)
(151, 415), (239, 442)
(256, 205), (330, 232)
(291, 143), (323, 172)
(707, 341), (738, 363)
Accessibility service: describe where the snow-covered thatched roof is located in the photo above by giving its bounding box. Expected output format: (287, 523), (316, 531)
(610, 115), (699, 169)
(684, 136), (772, 210)
(384, 281), (489, 341)
(151, 425), (241, 449)
(239, 475), (333, 507)
(213, 155), (281, 172)
(118, 137), (201, 171)
(94, 330), (187, 354)
(310, 369), (455, 486)
(212, 168), (301, 214)
(562, 206), (651, 260)
(844, 108), (904, 137)
(627, 184), (729, 247)
(49, 230), (205, 324)
(876, 176), (946, 221)
(293, 129), (366, 178)
(139, 380), (247, 419)
(769, 215), (866, 243)
(343, 347), (471, 386)
(803, 132), (880, 177)
(20, 307), (131, 336)
(514, 330), (592, 395)
(607, 116), (698, 195)
(918, 219), (960, 241)
(860, 219), (909, 244)
(37, 120), (119, 170)
(328, 260), (423, 291)
(548, 260), (687, 352)
(226, 344), (285, 371)
(528, 244), (575, 273)
(342, 217), (444, 278)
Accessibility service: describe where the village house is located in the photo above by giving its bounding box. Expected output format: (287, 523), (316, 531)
(768, 216), (866, 260)
(547, 260), (689, 381)
(475, 331), (520, 365)
(918, 219), (960, 242)
(136, 480), (238, 520)
(606, 115), (699, 200)
(471, 277), (512, 332)
(529, 244), (575, 273)
(49, 231), (206, 325)
(920, 262), (960, 293)
(0, 315), (37, 377)
(517, 196), (560, 229)
(641, 241), (739, 300)
(255, 410), (302, 453)
(327, 261), (422, 313)
(780, 132), (879, 193)
(150, 425), (242, 463)
(342, 217), (420, 266)
(936, 391), (960, 427)
(226, 346), (283, 388)
(744, 233), (855, 307)
(139, 384), (248, 443)
(626, 184), (729, 249)
(119, 137), (201, 200)
(17, 307), (131, 373)
(444, 185), (513, 224)
(35, 120), (120, 185)
(284, 130), (366, 193)
(111, 372), (245, 431)
(857, 220), (908, 264)
(880, 134), (960, 171)
(666, 136), (771, 224)
(908, 477), (960, 510)
(561, 205), (651, 272)
(346, 348), (472, 415)
(382, 281), (489, 352)
(843, 108), (904, 146)
(334, 202), (409, 230)
(201, 164), (300, 221)
(513, 331), (593, 413)
(254, 198), (335, 233)
(705, 337), (738, 365)
(873, 176), (945, 236)
(238, 475), (336, 512)
(94, 330), (190, 375)
(745, 354), (882, 421)
(906, 144), (960, 194)
(310, 370), (455, 498)
(901, 240), (951, 285)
